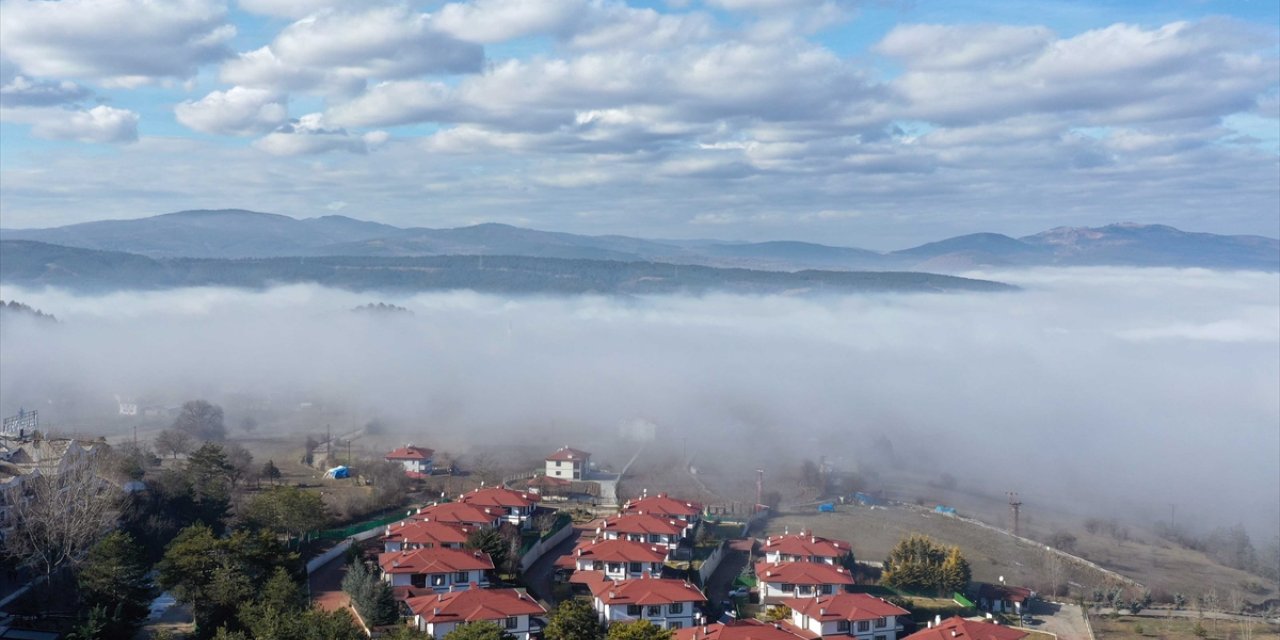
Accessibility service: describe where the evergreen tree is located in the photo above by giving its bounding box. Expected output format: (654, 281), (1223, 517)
(938, 546), (972, 593)
(77, 531), (155, 639)
(883, 534), (966, 595)
(545, 598), (604, 640)
(605, 620), (672, 640)
(443, 620), (515, 640)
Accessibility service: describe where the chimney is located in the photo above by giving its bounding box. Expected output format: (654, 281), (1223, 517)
(935, 615), (941, 626)
(434, 607), (441, 615)
(438, 594), (443, 602)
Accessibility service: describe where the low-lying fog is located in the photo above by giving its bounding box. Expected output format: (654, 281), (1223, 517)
(2, 267), (1277, 538)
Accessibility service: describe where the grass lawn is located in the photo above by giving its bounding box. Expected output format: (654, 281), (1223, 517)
(1093, 614), (1280, 639)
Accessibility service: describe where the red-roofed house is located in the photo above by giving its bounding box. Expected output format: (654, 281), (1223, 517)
(403, 587), (547, 640)
(763, 532), (853, 565)
(674, 619), (817, 640)
(386, 445), (435, 476)
(972, 584), (1035, 615)
(379, 547), (494, 591)
(597, 513), (689, 549)
(383, 519), (475, 553)
(591, 574), (707, 630)
(622, 493), (703, 524)
(787, 594), (910, 640)
(458, 486), (541, 527)
(546, 446), (592, 480)
(755, 562), (854, 603)
(902, 617), (1028, 640)
(412, 501), (505, 529)
(569, 538), (668, 580)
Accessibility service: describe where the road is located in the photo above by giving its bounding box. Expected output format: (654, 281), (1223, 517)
(523, 526), (584, 604)
(309, 551), (353, 612)
(1028, 600), (1092, 640)
(703, 539), (753, 619)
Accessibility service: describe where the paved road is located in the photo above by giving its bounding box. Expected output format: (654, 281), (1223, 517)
(310, 552), (353, 613)
(524, 526), (584, 605)
(1028, 600), (1092, 640)
(703, 539), (753, 619)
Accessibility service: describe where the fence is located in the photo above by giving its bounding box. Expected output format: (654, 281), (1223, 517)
(315, 509), (414, 541)
(698, 540), (729, 584)
(519, 514), (574, 572)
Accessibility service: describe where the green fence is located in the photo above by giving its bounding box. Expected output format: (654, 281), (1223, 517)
(315, 509), (413, 540)
(521, 513), (572, 554)
(953, 592), (976, 608)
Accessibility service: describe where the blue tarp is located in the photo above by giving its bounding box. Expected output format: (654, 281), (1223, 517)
(325, 465), (350, 479)
(934, 505), (957, 516)
(818, 502), (836, 512)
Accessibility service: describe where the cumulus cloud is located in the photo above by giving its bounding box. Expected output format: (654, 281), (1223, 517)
(431, 0), (714, 49)
(252, 112), (382, 155)
(0, 0), (233, 84)
(221, 5), (482, 96)
(0, 76), (92, 108)
(2, 104), (139, 143)
(1, 268), (1275, 538)
(175, 86), (289, 136)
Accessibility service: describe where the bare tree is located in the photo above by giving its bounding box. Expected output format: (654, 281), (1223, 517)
(4, 452), (121, 576)
(155, 428), (194, 459)
(1042, 549), (1066, 598)
(172, 399), (226, 441)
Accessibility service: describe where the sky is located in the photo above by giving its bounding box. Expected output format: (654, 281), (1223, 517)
(0, 0), (1278, 249)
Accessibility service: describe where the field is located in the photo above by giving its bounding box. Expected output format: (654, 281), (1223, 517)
(1093, 613), (1280, 639)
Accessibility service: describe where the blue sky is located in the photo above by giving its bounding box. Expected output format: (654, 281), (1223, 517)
(1, 0), (1276, 248)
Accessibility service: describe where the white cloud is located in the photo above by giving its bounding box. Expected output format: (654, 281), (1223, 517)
(252, 112), (373, 155)
(0, 0), (233, 83)
(236, 0), (353, 18)
(0, 75), (92, 107)
(6, 105), (141, 143)
(175, 86), (289, 136)
(431, 0), (714, 49)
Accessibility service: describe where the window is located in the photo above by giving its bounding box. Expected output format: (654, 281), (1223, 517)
(647, 606), (662, 617)
(505, 617), (519, 630)
(608, 563), (622, 574)
(649, 534), (662, 543)
(628, 605), (642, 616)
(874, 636), (887, 640)
(856, 621), (870, 632)
(669, 603), (683, 614)
(670, 622), (683, 630)
(455, 571), (469, 583)
(411, 574), (426, 588)
(431, 574), (447, 587)
(798, 585), (813, 595)
(781, 583), (795, 593)
(874, 618), (887, 629)
(629, 562), (642, 573)
(821, 585), (834, 594)
(557, 461), (563, 467)
(837, 621), (851, 633)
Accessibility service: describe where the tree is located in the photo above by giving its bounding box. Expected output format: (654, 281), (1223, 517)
(1041, 549), (1065, 598)
(882, 534), (970, 596)
(173, 399), (227, 441)
(77, 531), (155, 639)
(605, 620), (672, 640)
(223, 442), (255, 488)
(155, 428), (195, 459)
(544, 599), (604, 640)
(763, 605), (791, 623)
(382, 626), (433, 640)
(444, 621), (515, 640)
(467, 527), (510, 571)
(342, 559), (399, 626)
(242, 486), (329, 540)
(939, 546), (972, 594)
(262, 460), (282, 486)
(4, 451), (119, 576)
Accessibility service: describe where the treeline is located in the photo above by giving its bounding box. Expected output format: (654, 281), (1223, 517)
(1, 239), (1016, 295)
(1151, 521), (1280, 582)
(0, 299), (56, 321)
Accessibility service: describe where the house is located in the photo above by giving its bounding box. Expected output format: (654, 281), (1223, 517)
(457, 487), (541, 527)
(566, 538), (668, 580)
(403, 587), (546, 640)
(0, 438), (104, 544)
(386, 445), (435, 476)
(972, 584), (1035, 615)
(523, 474), (574, 498)
(378, 547), (494, 591)
(786, 594), (909, 640)
(901, 617), (1028, 640)
(675, 619), (817, 640)
(383, 520), (475, 553)
(590, 574), (707, 630)
(411, 501), (505, 529)
(622, 492), (703, 525)
(754, 562), (854, 603)
(546, 446), (591, 480)
(597, 513), (689, 549)
(762, 531), (852, 565)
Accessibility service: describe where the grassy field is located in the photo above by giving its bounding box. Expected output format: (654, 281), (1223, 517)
(1093, 613), (1280, 639)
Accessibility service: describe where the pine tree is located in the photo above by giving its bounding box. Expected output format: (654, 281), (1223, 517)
(545, 599), (604, 640)
(938, 546), (972, 594)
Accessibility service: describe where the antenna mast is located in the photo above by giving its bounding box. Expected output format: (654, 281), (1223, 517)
(1008, 492), (1023, 537)
(755, 469), (764, 513)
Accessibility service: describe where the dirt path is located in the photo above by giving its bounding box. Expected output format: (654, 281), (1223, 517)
(309, 552), (352, 612)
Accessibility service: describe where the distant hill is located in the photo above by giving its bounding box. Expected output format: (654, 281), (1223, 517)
(0, 240), (1015, 296)
(2, 210), (1276, 271)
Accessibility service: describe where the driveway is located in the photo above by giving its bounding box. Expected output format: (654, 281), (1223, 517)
(524, 526), (584, 604)
(703, 539), (753, 618)
(309, 552), (352, 613)
(1028, 600), (1092, 640)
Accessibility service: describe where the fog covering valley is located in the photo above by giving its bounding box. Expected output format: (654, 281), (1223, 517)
(2, 266), (1276, 541)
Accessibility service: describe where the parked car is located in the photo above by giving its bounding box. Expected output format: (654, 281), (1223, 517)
(1020, 614), (1034, 626)
(728, 587), (750, 598)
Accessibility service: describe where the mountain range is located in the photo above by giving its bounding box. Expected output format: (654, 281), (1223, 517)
(3, 209), (1276, 272)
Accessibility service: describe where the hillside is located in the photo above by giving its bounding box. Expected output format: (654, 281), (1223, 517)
(0, 240), (1015, 295)
(3, 210), (1275, 272)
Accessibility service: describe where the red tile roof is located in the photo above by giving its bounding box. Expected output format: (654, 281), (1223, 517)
(622, 493), (703, 518)
(572, 538), (669, 564)
(903, 617), (1028, 640)
(600, 513), (687, 537)
(975, 584), (1034, 604)
(762, 532), (852, 559)
(458, 486), (540, 509)
(785, 593), (908, 622)
(568, 570), (614, 587)
(405, 588), (546, 623)
(412, 502), (504, 526)
(674, 620), (817, 640)
(526, 475), (573, 488)
(592, 574), (707, 606)
(379, 547), (495, 574)
(547, 446), (592, 461)
(754, 562), (854, 586)
(384, 520), (475, 547)
(386, 445), (435, 460)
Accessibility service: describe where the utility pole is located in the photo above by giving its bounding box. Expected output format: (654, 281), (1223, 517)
(1008, 492), (1023, 537)
(756, 469), (764, 513)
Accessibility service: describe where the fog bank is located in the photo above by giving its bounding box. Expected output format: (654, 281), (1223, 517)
(1, 267), (1276, 538)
